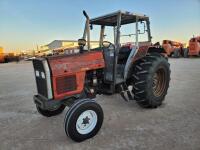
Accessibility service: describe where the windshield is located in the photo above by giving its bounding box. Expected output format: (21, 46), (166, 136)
(86, 20), (149, 50)
(90, 26), (115, 45)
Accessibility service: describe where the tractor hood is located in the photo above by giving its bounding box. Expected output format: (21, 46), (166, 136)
(46, 51), (105, 77)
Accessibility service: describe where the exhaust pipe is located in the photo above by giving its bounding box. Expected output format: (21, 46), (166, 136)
(83, 10), (90, 51)
(83, 10), (89, 19)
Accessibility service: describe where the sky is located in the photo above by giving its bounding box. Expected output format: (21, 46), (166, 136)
(0, 0), (200, 51)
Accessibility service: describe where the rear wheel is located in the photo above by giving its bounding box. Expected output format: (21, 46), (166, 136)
(36, 104), (65, 117)
(173, 49), (180, 58)
(183, 48), (189, 58)
(64, 99), (103, 142)
(132, 53), (170, 108)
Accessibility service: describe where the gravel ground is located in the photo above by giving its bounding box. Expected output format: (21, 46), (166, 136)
(0, 58), (200, 150)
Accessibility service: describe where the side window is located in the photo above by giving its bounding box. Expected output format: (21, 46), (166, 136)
(90, 25), (100, 41)
(89, 25), (101, 49)
(138, 21), (148, 42)
(104, 27), (115, 44)
(120, 21), (149, 45)
(120, 23), (135, 45)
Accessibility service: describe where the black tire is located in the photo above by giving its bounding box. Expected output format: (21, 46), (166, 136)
(64, 99), (103, 142)
(173, 49), (180, 58)
(36, 104), (65, 117)
(132, 53), (170, 108)
(4, 58), (8, 63)
(183, 48), (189, 58)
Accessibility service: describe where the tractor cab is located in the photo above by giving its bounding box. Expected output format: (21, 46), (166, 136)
(79, 10), (152, 89)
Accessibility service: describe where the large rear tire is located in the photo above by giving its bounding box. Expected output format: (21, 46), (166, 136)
(64, 99), (103, 142)
(173, 48), (180, 58)
(132, 53), (170, 108)
(183, 48), (189, 58)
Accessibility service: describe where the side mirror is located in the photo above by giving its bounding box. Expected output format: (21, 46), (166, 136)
(138, 21), (146, 34)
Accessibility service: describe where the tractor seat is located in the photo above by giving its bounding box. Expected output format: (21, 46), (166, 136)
(118, 45), (132, 64)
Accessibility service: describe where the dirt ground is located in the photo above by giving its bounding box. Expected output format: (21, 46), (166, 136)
(0, 58), (200, 150)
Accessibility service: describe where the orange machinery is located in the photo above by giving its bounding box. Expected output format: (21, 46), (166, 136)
(0, 54), (4, 63)
(162, 40), (185, 58)
(0, 47), (5, 63)
(0, 53), (20, 63)
(188, 36), (200, 56)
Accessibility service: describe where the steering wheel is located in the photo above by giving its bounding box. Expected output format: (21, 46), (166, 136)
(102, 41), (115, 50)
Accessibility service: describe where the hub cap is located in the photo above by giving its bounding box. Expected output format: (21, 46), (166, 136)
(152, 68), (166, 97)
(76, 110), (97, 135)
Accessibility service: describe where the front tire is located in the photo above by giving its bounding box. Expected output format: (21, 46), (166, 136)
(36, 104), (65, 117)
(64, 99), (103, 142)
(132, 53), (170, 108)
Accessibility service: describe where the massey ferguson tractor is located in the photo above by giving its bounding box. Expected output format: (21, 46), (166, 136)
(162, 40), (187, 58)
(32, 10), (170, 142)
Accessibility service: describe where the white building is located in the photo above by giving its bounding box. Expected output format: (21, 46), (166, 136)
(47, 40), (99, 50)
(39, 40), (99, 55)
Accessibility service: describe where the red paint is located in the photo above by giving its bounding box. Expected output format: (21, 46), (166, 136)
(188, 36), (200, 56)
(47, 51), (105, 100)
(162, 40), (184, 56)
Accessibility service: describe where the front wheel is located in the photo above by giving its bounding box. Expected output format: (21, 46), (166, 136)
(132, 53), (170, 108)
(64, 99), (103, 142)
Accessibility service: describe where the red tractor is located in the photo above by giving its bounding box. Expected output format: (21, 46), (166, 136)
(32, 10), (171, 142)
(187, 36), (200, 57)
(162, 40), (186, 58)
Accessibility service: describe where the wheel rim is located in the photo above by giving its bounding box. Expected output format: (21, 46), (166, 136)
(152, 67), (167, 97)
(76, 110), (97, 135)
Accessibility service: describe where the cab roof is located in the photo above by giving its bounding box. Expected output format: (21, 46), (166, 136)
(90, 10), (149, 26)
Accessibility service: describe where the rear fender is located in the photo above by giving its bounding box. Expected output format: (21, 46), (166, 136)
(124, 46), (167, 80)
(124, 45), (149, 80)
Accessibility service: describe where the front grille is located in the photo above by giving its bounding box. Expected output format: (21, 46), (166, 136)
(32, 59), (48, 98)
(56, 76), (77, 94)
